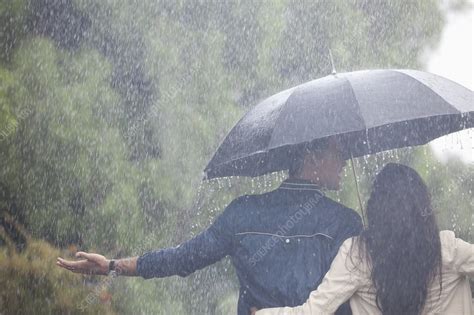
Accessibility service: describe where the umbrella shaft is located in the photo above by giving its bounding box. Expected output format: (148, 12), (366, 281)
(350, 154), (367, 227)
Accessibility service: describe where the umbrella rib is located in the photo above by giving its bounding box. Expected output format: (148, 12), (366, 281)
(392, 70), (463, 115)
(206, 86), (297, 175)
(204, 112), (256, 173)
(266, 85), (303, 150)
(341, 75), (368, 132)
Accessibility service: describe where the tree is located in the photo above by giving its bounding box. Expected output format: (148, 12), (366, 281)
(2, 0), (470, 313)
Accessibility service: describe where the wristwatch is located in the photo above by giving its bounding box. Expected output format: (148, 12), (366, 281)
(108, 259), (117, 276)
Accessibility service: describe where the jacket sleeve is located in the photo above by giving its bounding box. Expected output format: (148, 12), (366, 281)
(136, 199), (238, 279)
(256, 238), (361, 315)
(449, 232), (474, 277)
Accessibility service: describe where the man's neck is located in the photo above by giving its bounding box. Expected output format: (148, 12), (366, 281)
(289, 174), (323, 187)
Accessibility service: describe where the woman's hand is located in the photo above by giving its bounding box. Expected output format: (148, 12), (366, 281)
(56, 252), (109, 275)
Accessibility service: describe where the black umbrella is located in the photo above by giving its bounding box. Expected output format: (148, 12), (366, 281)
(204, 69), (474, 180)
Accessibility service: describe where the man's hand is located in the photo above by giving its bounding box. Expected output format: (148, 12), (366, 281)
(250, 307), (259, 315)
(56, 252), (109, 275)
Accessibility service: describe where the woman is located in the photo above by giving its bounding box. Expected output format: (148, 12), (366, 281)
(254, 163), (473, 315)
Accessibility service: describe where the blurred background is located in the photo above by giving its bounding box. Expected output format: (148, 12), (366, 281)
(0, 0), (472, 314)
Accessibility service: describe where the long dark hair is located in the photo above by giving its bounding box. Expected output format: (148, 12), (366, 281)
(353, 163), (442, 315)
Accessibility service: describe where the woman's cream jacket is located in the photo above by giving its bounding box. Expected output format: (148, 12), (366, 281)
(257, 231), (473, 315)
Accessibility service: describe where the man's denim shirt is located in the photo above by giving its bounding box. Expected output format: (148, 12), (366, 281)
(137, 179), (363, 315)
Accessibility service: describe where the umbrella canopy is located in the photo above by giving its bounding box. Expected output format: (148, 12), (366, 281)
(204, 69), (474, 180)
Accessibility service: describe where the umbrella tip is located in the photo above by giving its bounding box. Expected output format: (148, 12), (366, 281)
(328, 49), (337, 75)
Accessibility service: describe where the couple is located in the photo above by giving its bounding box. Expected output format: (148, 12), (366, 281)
(252, 163), (474, 315)
(57, 137), (473, 314)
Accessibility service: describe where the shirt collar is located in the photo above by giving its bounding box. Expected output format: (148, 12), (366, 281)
(278, 178), (325, 193)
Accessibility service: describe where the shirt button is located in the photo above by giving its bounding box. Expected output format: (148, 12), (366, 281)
(285, 238), (290, 244)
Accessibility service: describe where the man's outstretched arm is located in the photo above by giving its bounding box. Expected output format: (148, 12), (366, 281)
(56, 252), (138, 276)
(57, 224), (231, 278)
(57, 198), (240, 278)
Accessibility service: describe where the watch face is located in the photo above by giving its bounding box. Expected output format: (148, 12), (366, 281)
(109, 259), (115, 272)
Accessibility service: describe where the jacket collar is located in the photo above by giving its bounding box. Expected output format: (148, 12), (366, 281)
(278, 178), (325, 193)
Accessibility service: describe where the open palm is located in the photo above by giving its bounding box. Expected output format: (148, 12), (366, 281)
(56, 252), (109, 275)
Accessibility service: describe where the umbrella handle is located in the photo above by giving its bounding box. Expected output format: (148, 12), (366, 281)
(350, 153), (367, 227)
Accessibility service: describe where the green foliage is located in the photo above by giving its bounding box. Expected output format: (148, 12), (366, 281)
(1, 0), (471, 313)
(2, 38), (149, 254)
(0, 67), (18, 140)
(274, 0), (443, 85)
(0, 0), (28, 63)
(0, 216), (114, 314)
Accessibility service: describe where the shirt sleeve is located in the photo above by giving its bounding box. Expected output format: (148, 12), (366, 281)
(256, 238), (361, 315)
(136, 198), (239, 279)
(451, 233), (474, 277)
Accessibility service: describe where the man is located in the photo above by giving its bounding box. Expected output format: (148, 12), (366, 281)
(57, 137), (363, 315)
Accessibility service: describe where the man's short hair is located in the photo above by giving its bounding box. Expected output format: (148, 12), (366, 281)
(288, 138), (331, 177)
